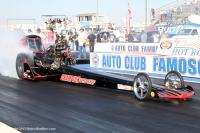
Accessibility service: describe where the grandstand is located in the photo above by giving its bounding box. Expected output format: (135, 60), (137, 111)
(151, 0), (200, 25)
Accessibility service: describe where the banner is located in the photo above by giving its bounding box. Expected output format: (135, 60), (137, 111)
(90, 42), (200, 83)
(156, 24), (200, 35)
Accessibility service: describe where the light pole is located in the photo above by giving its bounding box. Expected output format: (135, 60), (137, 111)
(145, 0), (147, 26)
(96, 0), (99, 30)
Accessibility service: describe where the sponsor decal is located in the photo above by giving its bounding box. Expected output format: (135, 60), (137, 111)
(157, 25), (184, 34)
(60, 74), (96, 85)
(153, 57), (200, 76)
(160, 39), (172, 49)
(101, 54), (146, 71)
(95, 43), (158, 54)
(173, 38), (200, 49)
(92, 53), (99, 67)
(117, 84), (132, 90)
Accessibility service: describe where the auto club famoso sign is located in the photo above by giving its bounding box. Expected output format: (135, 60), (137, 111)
(90, 40), (200, 83)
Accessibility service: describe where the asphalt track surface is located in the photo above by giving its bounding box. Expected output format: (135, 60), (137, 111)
(0, 75), (200, 133)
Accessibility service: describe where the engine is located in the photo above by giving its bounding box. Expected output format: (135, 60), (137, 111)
(35, 37), (69, 70)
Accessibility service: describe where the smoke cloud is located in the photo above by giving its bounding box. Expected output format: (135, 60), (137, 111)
(0, 29), (24, 78)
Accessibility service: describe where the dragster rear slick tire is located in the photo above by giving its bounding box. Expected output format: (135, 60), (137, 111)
(133, 73), (152, 101)
(16, 54), (25, 79)
(16, 54), (35, 80)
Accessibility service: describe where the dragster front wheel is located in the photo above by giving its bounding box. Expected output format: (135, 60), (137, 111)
(133, 73), (152, 101)
(164, 71), (184, 89)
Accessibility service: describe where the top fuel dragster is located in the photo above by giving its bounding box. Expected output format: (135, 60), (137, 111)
(16, 35), (195, 101)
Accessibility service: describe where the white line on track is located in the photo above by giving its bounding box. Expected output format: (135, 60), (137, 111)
(0, 122), (21, 133)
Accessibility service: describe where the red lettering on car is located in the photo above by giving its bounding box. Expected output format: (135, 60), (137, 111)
(61, 74), (96, 85)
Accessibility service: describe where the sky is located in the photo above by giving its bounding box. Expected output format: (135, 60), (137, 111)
(0, 0), (177, 26)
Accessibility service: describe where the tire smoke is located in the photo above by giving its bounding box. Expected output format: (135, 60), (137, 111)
(0, 30), (24, 78)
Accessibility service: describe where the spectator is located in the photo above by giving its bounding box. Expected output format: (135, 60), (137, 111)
(68, 33), (75, 51)
(127, 33), (134, 42)
(74, 32), (79, 51)
(55, 33), (60, 44)
(36, 28), (46, 48)
(87, 30), (96, 52)
(153, 32), (160, 43)
(47, 28), (56, 47)
(141, 30), (147, 43)
(78, 28), (87, 59)
(160, 31), (168, 39)
(97, 32), (101, 43)
(102, 32), (108, 42)
(110, 33), (116, 43)
(36, 28), (46, 40)
(27, 29), (33, 35)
